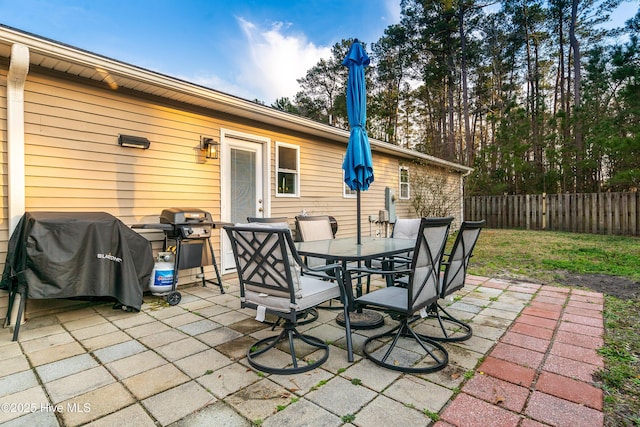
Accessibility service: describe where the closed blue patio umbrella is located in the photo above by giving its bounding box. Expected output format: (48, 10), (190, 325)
(342, 40), (374, 245)
(340, 40), (384, 329)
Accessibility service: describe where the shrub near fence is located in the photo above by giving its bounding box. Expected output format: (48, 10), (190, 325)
(464, 192), (640, 236)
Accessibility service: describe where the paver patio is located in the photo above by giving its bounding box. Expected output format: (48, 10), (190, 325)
(0, 275), (604, 426)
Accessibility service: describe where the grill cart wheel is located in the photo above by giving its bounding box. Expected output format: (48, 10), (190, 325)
(166, 291), (182, 306)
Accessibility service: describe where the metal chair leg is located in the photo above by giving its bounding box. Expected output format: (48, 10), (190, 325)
(246, 321), (330, 375)
(362, 317), (448, 373)
(420, 302), (472, 342)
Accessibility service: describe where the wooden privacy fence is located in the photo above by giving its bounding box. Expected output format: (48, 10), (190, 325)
(464, 192), (640, 236)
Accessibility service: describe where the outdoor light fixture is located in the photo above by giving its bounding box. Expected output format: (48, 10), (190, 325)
(118, 134), (150, 149)
(201, 136), (220, 159)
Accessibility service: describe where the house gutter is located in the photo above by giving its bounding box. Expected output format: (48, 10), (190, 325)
(460, 168), (472, 221)
(7, 43), (29, 234)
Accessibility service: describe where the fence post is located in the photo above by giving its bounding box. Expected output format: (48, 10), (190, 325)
(631, 192), (637, 235)
(542, 193), (547, 230)
(584, 193), (590, 234)
(606, 193), (613, 234)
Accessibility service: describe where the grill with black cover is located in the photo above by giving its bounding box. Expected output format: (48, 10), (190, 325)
(1, 211), (154, 340)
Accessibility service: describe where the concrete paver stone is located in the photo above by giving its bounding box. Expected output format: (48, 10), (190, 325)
(0, 277), (606, 427)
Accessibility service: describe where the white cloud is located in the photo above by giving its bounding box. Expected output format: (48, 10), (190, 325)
(233, 17), (332, 104)
(384, 0), (401, 23)
(178, 18), (331, 104)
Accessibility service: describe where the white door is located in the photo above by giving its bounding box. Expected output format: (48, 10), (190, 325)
(221, 136), (266, 271)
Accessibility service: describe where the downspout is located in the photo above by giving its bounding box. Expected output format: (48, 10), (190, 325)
(460, 169), (472, 223)
(7, 44), (29, 234)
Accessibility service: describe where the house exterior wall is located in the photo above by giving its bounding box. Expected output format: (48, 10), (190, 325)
(0, 62), (466, 319)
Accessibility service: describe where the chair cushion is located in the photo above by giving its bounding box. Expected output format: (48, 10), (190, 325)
(297, 217), (335, 269)
(356, 286), (408, 312)
(245, 276), (341, 313)
(297, 217), (334, 241)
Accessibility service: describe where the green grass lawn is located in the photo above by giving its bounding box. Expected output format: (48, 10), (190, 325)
(468, 228), (640, 283)
(465, 229), (639, 427)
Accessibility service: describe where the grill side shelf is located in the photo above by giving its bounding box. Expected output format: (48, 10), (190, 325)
(131, 223), (174, 231)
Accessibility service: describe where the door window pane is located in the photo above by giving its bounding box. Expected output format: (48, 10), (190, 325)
(231, 148), (256, 223)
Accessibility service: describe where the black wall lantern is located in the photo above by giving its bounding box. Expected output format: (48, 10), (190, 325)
(118, 134), (150, 149)
(201, 136), (220, 159)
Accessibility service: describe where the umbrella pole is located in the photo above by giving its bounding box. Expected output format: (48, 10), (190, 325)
(342, 187), (384, 328)
(357, 189), (361, 245)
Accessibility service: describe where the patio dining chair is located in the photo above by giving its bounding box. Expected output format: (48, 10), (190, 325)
(246, 217), (318, 327)
(421, 219), (485, 342)
(351, 217), (453, 373)
(294, 215), (344, 297)
(295, 215), (335, 269)
(224, 223), (352, 374)
(366, 217), (422, 291)
(295, 215), (367, 310)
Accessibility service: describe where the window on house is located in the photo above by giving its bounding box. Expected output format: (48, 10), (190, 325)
(399, 166), (410, 199)
(277, 142), (299, 196)
(343, 183), (357, 198)
(342, 155), (356, 198)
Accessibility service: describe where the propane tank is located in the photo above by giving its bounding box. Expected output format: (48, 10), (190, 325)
(149, 252), (176, 294)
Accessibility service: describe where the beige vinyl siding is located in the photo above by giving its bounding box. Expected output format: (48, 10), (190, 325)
(22, 71), (220, 216)
(7, 69), (224, 307)
(270, 138), (403, 237)
(396, 162), (462, 230)
(1, 71), (228, 318)
(267, 136), (464, 237)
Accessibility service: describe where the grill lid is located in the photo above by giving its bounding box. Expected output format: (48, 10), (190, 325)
(160, 208), (213, 225)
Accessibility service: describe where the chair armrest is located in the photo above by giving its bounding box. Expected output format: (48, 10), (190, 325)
(299, 262), (342, 276)
(389, 255), (412, 265)
(347, 266), (412, 276)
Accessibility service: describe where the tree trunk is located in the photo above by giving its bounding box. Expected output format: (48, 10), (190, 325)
(570, 0), (583, 191)
(459, 6), (472, 166)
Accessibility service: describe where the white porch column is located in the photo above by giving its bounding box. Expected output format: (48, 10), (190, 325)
(7, 44), (29, 235)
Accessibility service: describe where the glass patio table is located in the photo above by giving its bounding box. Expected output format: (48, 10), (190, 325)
(295, 236), (415, 329)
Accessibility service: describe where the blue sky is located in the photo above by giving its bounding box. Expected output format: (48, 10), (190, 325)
(0, 0), (636, 104)
(0, 0), (401, 103)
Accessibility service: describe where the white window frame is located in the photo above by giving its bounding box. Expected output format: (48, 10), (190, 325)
(399, 166), (410, 199)
(276, 141), (300, 197)
(343, 183), (357, 198)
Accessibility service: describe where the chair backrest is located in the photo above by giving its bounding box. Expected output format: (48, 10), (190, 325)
(224, 224), (302, 303)
(295, 215), (334, 241)
(408, 217), (453, 311)
(440, 220), (485, 297)
(295, 215), (335, 268)
(391, 218), (422, 239)
(247, 216), (289, 224)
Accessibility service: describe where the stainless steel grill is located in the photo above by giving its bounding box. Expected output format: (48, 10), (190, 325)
(160, 208), (214, 240)
(132, 208), (225, 305)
